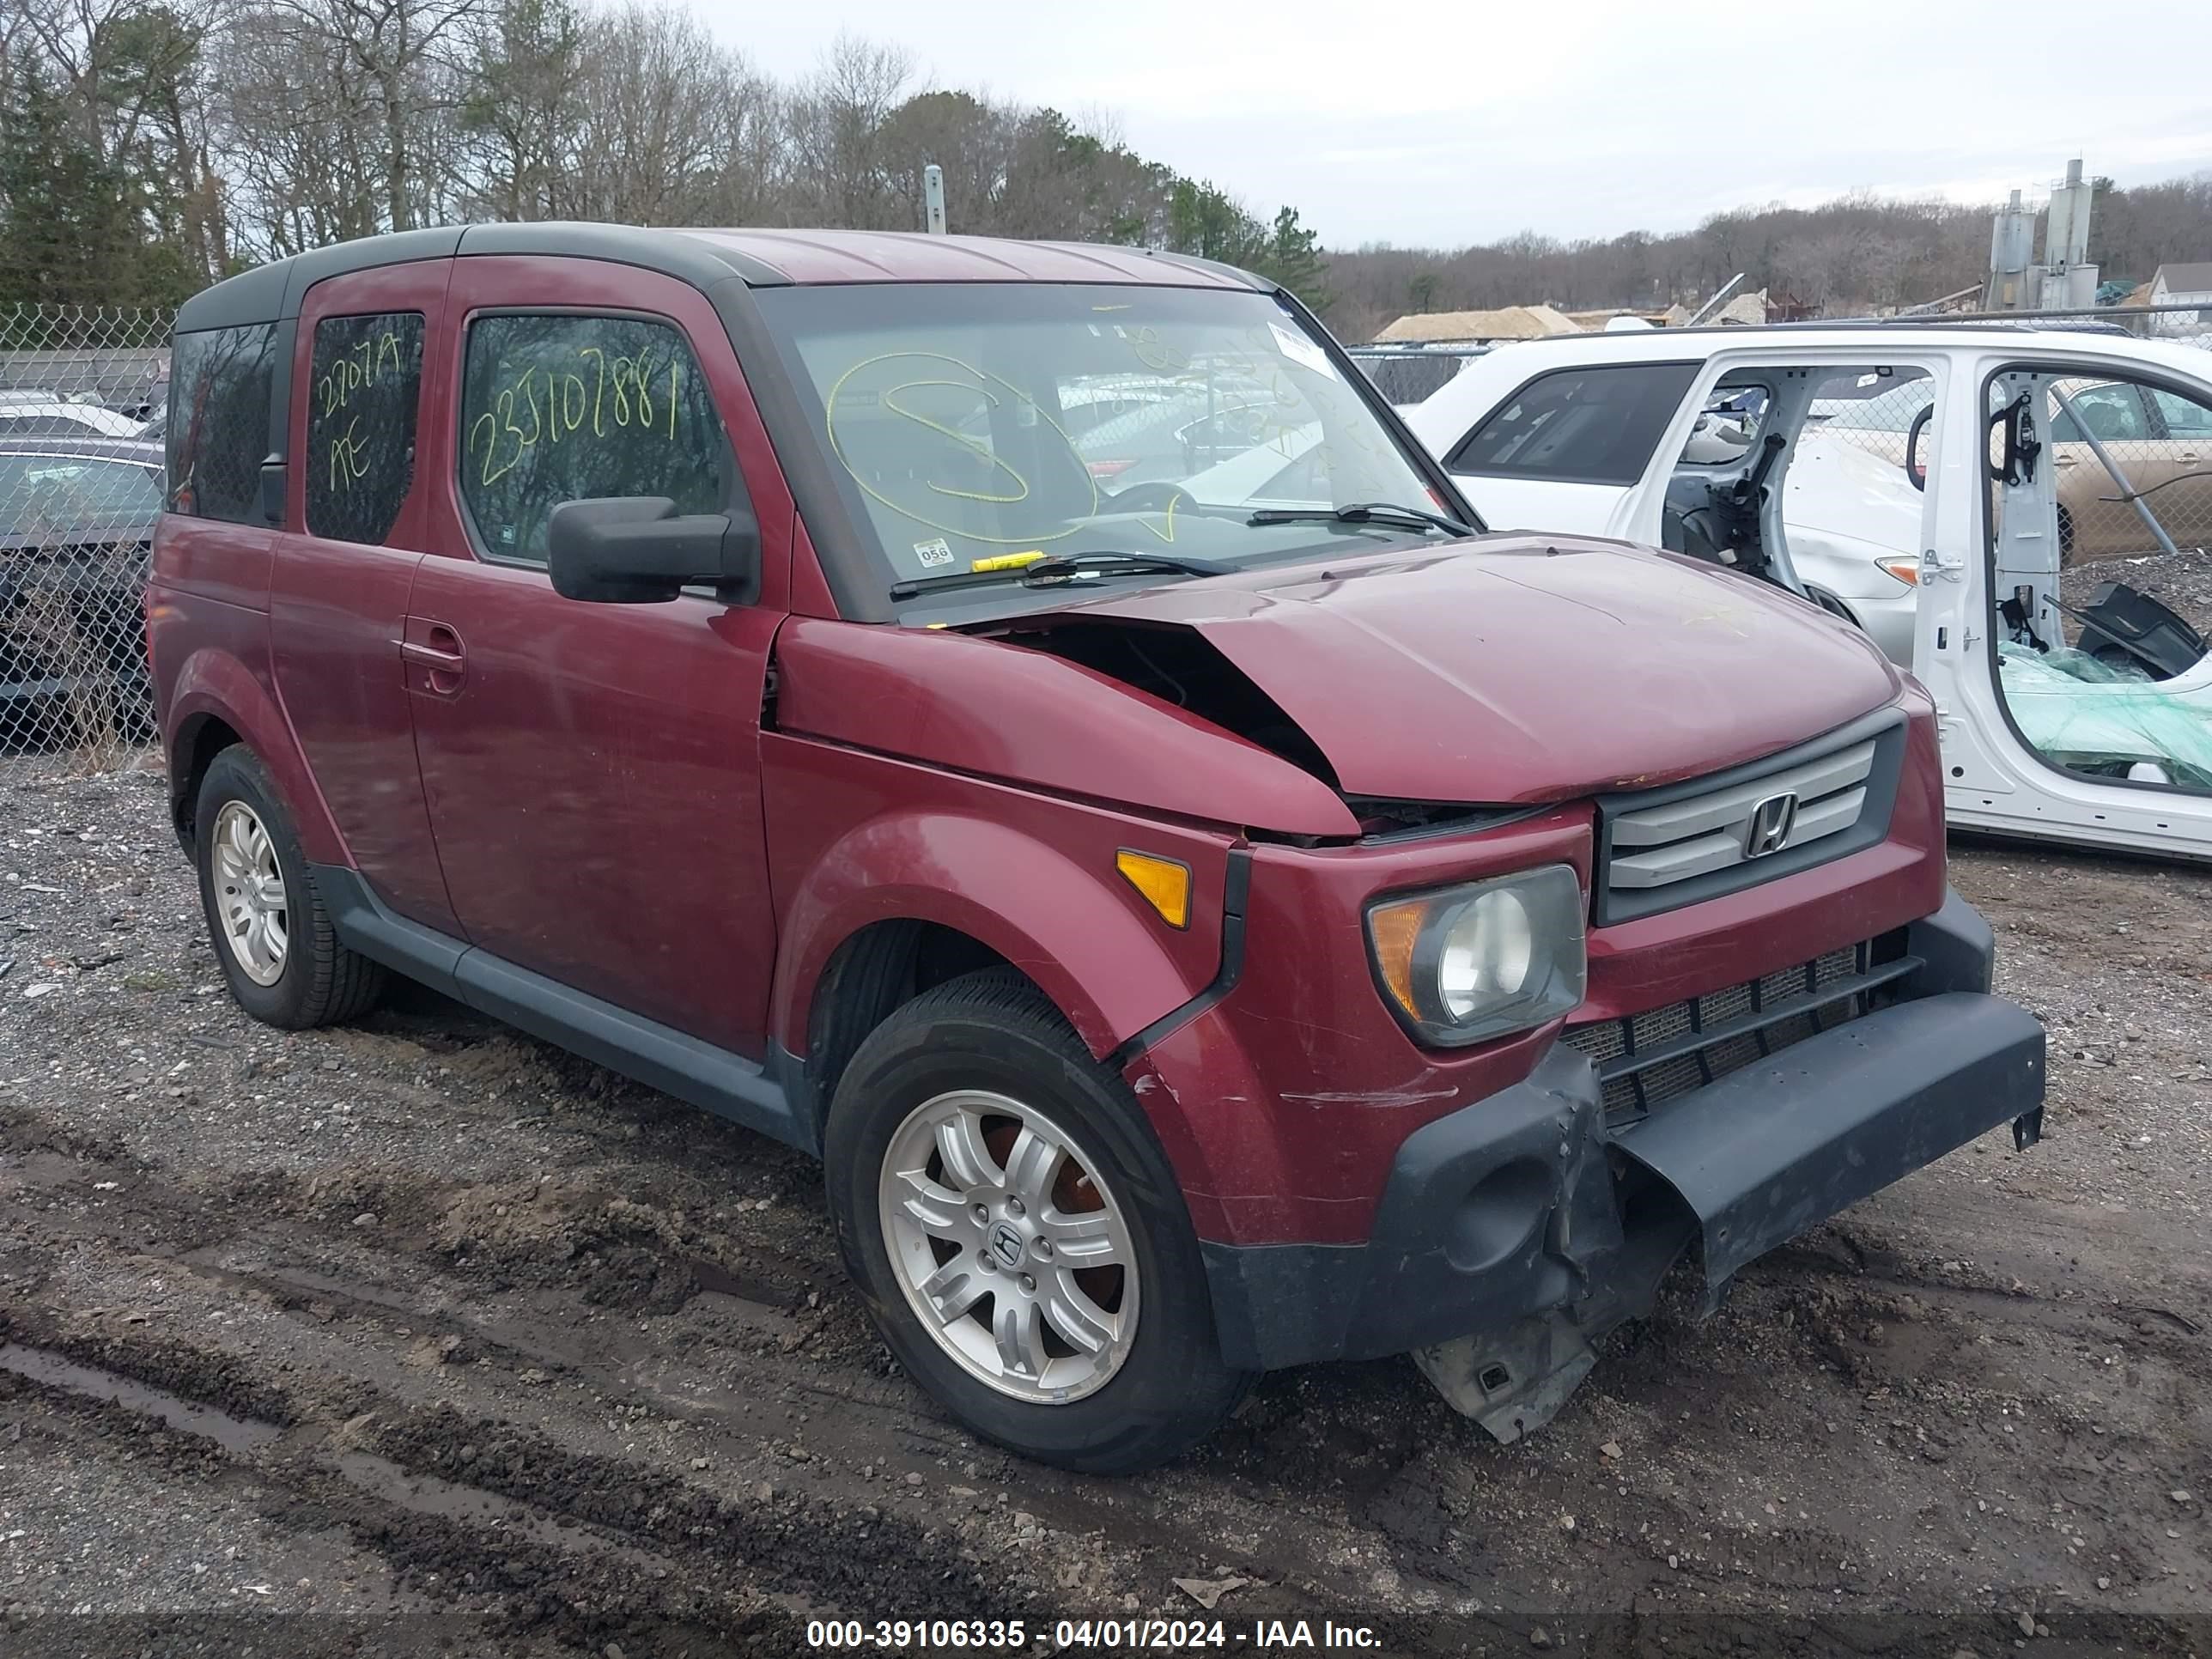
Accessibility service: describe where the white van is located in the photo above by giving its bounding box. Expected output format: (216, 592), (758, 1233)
(1403, 325), (2212, 861)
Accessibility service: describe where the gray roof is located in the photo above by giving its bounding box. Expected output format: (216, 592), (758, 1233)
(175, 224), (1261, 335)
(2155, 262), (2212, 293)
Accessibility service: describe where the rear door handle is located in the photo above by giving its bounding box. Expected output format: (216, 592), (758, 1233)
(400, 618), (466, 694)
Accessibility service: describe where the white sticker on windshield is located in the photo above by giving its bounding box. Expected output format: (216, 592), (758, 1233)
(913, 538), (955, 568)
(1270, 322), (1339, 380)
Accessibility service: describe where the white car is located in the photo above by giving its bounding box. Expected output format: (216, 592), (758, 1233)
(0, 399), (144, 440)
(1406, 348), (1926, 665)
(1401, 325), (2212, 864)
(1775, 430), (1924, 661)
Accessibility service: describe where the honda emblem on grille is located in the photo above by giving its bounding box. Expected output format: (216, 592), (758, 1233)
(1743, 792), (1798, 857)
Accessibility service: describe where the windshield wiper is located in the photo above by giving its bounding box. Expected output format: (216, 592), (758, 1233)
(1248, 501), (1478, 538)
(888, 551), (1217, 600)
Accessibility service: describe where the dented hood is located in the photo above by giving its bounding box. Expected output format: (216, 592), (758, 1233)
(1037, 534), (1904, 804)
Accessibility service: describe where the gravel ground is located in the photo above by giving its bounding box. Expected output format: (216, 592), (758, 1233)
(2, 759), (2209, 1658)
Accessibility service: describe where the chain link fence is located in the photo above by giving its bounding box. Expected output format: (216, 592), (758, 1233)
(1798, 367), (1936, 469)
(0, 305), (173, 774)
(1346, 345), (1489, 408)
(2033, 374), (2212, 566)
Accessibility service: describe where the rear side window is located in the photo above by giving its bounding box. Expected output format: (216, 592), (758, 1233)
(0, 455), (162, 527)
(457, 313), (732, 565)
(167, 323), (276, 522)
(1449, 362), (1698, 484)
(307, 312), (425, 544)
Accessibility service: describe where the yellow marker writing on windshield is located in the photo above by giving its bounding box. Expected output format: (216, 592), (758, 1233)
(971, 550), (1047, 573)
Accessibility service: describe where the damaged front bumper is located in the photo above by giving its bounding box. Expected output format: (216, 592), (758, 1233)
(1197, 892), (2046, 1437)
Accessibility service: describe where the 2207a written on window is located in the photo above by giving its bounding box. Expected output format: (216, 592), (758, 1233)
(307, 311), (424, 545)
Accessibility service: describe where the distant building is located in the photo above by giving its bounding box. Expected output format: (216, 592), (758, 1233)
(2149, 263), (2212, 334)
(1371, 304), (1583, 345)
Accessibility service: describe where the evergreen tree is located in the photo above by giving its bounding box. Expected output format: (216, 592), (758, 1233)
(1255, 205), (1328, 313)
(1165, 178), (1264, 264)
(0, 57), (140, 308)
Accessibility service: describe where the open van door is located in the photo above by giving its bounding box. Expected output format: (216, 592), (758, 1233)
(1923, 355), (2212, 860)
(1904, 360), (2021, 809)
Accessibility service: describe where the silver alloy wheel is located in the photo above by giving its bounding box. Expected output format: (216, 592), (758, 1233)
(210, 799), (288, 987)
(878, 1089), (1140, 1404)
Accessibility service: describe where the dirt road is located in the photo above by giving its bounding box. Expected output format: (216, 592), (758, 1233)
(2, 763), (2208, 1656)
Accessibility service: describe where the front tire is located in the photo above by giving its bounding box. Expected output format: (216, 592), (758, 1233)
(194, 745), (385, 1030)
(824, 969), (1252, 1473)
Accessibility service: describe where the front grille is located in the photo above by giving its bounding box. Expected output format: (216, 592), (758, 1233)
(1609, 738), (1876, 889)
(1560, 935), (1911, 1121)
(1592, 710), (1906, 925)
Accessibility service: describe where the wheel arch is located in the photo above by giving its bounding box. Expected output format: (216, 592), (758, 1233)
(771, 814), (1227, 1144)
(163, 647), (343, 864)
(800, 918), (1032, 1142)
(169, 711), (241, 850)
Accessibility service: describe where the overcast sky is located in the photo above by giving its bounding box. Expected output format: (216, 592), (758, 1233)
(699, 0), (2212, 249)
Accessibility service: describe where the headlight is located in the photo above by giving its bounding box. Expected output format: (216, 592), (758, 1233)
(1365, 865), (1586, 1047)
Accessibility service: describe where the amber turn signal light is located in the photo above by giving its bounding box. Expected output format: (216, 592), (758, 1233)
(1115, 850), (1191, 930)
(1367, 896), (1425, 1021)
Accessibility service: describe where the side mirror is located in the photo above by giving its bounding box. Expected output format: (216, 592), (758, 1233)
(547, 496), (759, 605)
(1904, 404), (1933, 492)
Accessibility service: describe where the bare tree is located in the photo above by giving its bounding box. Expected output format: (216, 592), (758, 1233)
(562, 3), (758, 223)
(213, 6), (385, 253)
(454, 0), (587, 221)
(782, 33), (915, 229)
(255, 0), (484, 233)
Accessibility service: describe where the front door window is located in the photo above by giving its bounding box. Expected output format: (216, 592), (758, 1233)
(457, 313), (732, 564)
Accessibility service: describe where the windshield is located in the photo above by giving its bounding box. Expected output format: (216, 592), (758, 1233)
(752, 283), (1455, 606)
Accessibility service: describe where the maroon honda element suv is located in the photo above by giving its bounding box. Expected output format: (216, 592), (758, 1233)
(147, 225), (2045, 1473)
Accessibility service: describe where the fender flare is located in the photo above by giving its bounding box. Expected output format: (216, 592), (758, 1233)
(772, 811), (1220, 1065)
(165, 647), (346, 865)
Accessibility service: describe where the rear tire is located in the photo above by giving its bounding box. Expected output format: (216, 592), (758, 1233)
(824, 968), (1253, 1473)
(194, 745), (385, 1030)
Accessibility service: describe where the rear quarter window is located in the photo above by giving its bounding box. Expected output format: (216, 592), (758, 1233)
(167, 323), (276, 523)
(1448, 361), (1698, 485)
